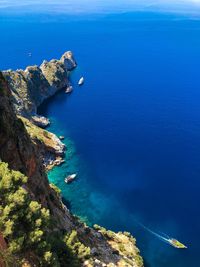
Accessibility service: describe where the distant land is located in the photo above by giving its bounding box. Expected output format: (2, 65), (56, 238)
(1, 0), (200, 16)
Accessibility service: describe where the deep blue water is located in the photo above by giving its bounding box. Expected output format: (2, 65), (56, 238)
(1, 10), (200, 267)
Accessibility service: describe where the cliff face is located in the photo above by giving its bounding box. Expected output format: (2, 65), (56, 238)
(2, 51), (76, 168)
(3, 51), (76, 122)
(0, 72), (64, 218)
(0, 65), (143, 266)
(20, 116), (66, 170)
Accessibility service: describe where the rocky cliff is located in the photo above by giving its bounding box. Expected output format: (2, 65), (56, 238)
(0, 72), (63, 221)
(3, 51), (76, 126)
(2, 51), (76, 167)
(20, 116), (66, 170)
(0, 61), (143, 266)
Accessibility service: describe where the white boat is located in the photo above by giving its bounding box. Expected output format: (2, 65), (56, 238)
(65, 85), (73, 93)
(65, 173), (77, 184)
(168, 239), (187, 249)
(78, 77), (84, 86)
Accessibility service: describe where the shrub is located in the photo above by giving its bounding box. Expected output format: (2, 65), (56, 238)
(64, 230), (91, 261)
(0, 162), (91, 266)
(50, 183), (61, 195)
(0, 162), (58, 265)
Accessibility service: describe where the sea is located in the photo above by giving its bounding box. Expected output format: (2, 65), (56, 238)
(1, 4), (200, 267)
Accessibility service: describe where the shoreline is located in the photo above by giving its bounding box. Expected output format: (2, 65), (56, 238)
(3, 51), (77, 170)
(1, 53), (144, 266)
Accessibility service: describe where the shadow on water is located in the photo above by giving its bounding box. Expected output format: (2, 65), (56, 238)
(37, 88), (71, 116)
(62, 197), (72, 210)
(143, 260), (151, 267)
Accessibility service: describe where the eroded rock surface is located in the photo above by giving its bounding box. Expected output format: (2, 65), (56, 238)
(3, 51), (76, 118)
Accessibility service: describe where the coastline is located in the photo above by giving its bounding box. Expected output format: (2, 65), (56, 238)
(37, 94), (144, 267)
(3, 51), (76, 170)
(1, 54), (143, 266)
(1, 7), (200, 266)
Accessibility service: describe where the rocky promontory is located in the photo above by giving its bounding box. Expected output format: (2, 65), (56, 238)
(2, 51), (76, 169)
(3, 51), (76, 124)
(20, 116), (66, 170)
(0, 59), (143, 266)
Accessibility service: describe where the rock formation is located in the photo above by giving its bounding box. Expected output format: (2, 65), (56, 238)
(2, 51), (76, 168)
(20, 116), (66, 170)
(0, 55), (143, 266)
(3, 51), (76, 126)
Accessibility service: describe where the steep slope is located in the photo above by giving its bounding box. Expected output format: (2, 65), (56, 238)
(0, 71), (63, 219)
(19, 116), (66, 170)
(0, 71), (143, 266)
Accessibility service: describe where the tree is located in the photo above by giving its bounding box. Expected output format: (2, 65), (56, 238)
(0, 162), (57, 265)
(0, 162), (91, 266)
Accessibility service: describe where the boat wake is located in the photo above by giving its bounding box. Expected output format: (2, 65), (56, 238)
(138, 223), (170, 244)
(136, 222), (187, 249)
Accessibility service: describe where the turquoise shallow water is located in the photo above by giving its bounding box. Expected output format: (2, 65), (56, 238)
(45, 112), (116, 226)
(1, 9), (200, 267)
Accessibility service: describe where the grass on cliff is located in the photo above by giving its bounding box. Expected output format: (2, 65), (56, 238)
(0, 162), (91, 267)
(19, 116), (56, 147)
(93, 224), (143, 267)
(20, 116), (50, 142)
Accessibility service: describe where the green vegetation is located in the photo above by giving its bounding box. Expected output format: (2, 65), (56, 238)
(118, 243), (126, 253)
(50, 183), (61, 195)
(64, 230), (90, 261)
(93, 224), (115, 240)
(93, 224), (143, 267)
(0, 162), (90, 266)
(19, 116), (50, 144)
(93, 224), (105, 232)
(135, 254), (144, 267)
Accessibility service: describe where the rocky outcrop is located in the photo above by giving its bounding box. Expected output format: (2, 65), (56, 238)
(2, 51), (76, 168)
(61, 51), (77, 70)
(78, 225), (143, 267)
(0, 72), (59, 214)
(1, 51), (77, 172)
(0, 71), (143, 266)
(3, 51), (76, 122)
(20, 116), (66, 170)
(32, 115), (50, 128)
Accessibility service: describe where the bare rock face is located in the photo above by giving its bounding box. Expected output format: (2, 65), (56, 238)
(60, 50), (77, 70)
(40, 59), (68, 92)
(31, 115), (50, 128)
(0, 72), (54, 210)
(3, 69), (36, 116)
(20, 116), (66, 170)
(3, 51), (77, 118)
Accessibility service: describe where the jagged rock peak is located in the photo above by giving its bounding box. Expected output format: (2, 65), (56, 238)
(2, 51), (77, 118)
(60, 50), (77, 70)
